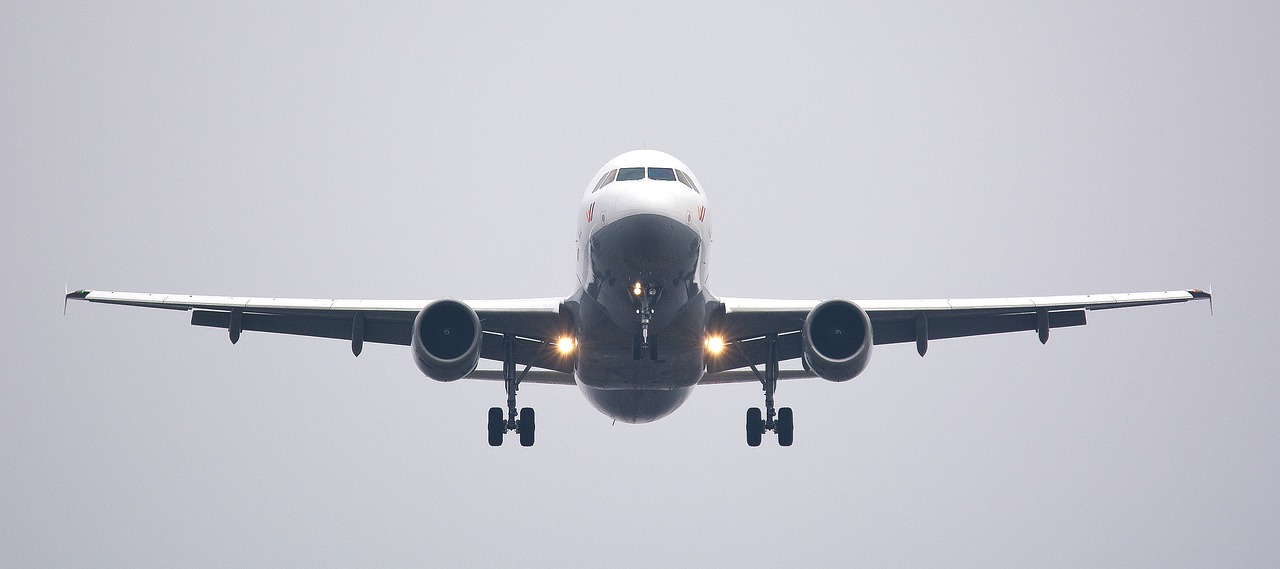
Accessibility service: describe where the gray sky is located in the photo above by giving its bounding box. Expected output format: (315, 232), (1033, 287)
(4, 2), (1277, 567)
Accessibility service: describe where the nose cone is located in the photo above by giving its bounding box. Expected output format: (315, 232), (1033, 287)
(610, 181), (684, 221)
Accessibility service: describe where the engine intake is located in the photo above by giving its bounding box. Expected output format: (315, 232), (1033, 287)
(412, 299), (482, 382)
(802, 299), (873, 382)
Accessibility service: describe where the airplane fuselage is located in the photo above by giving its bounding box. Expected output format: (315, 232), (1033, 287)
(568, 150), (715, 423)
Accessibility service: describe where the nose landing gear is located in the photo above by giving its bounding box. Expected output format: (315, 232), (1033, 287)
(632, 280), (660, 361)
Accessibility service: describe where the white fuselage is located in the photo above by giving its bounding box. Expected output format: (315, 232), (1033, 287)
(568, 150), (715, 423)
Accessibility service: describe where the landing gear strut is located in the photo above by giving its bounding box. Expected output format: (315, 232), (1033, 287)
(488, 334), (535, 447)
(743, 334), (793, 447)
(632, 280), (659, 361)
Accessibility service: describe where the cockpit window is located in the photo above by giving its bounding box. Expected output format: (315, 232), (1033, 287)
(593, 169), (617, 192)
(602, 166), (699, 193)
(616, 167), (645, 181)
(674, 169), (697, 192)
(646, 167), (677, 182)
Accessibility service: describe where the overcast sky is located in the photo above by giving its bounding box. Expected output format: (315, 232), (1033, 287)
(4, 2), (1277, 567)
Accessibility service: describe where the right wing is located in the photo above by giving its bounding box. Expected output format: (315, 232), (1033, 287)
(65, 290), (574, 374)
(708, 289), (1211, 374)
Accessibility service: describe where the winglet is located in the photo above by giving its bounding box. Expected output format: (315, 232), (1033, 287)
(1190, 287), (1213, 315)
(64, 288), (89, 315)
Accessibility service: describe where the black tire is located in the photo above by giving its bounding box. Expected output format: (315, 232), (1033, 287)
(518, 407), (536, 447)
(487, 407), (504, 447)
(746, 407), (763, 447)
(777, 407), (794, 447)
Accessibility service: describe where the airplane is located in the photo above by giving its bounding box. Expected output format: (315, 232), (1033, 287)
(65, 149), (1211, 447)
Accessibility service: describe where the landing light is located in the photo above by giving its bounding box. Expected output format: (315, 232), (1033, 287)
(705, 335), (725, 355)
(632, 282), (644, 297)
(556, 336), (576, 355)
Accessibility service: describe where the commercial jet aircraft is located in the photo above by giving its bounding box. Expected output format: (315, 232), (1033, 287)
(66, 150), (1210, 447)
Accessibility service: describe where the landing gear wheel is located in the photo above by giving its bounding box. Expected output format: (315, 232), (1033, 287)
(518, 407), (536, 447)
(487, 407), (504, 447)
(777, 407), (794, 447)
(746, 407), (764, 447)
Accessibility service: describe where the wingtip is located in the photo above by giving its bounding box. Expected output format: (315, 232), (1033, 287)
(1190, 287), (1213, 315)
(65, 289), (91, 300)
(64, 288), (90, 315)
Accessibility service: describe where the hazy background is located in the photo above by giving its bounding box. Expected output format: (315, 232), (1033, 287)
(4, 2), (1277, 566)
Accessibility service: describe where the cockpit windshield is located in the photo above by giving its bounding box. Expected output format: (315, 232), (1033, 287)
(616, 167), (646, 181)
(593, 166), (700, 193)
(647, 167), (677, 181)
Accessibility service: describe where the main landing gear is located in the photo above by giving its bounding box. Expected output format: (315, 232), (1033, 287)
(743, 334), (793, 447)
(488, 334), (536, 447)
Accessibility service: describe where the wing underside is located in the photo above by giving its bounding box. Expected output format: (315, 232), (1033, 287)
(67, 288), (1209, 384)
(708, 290), (1210, 375)
(66, 290), (572, 373)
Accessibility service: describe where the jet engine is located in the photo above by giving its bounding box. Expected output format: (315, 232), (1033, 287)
(802, 299), (873, 382)
(412, 299), (482, 382)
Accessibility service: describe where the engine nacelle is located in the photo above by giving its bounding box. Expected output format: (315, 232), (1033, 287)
(802, 299), (873, 382)
(412, 299), (482, 382)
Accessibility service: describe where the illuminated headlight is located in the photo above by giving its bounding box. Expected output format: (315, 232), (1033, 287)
(556, 336), (576, 354)
(632, 282), (644, 297)
(704, 336), (725, 355)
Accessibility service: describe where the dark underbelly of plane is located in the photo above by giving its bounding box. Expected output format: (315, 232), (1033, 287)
(569, 213), (713, 423)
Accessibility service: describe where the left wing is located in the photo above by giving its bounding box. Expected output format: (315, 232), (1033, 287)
(64, 290), (573, 374)
(709, 289), (1211, 374)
